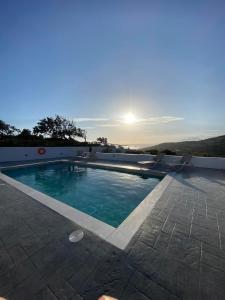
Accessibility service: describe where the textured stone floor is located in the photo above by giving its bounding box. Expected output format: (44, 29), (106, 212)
(0, 166), (225, 299)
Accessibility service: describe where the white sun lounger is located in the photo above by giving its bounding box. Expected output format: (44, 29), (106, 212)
(138, 153), (165, 167)
(168, 154), (192, 172)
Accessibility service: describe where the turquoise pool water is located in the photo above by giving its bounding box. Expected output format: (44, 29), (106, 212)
(3, 163), (162, 227)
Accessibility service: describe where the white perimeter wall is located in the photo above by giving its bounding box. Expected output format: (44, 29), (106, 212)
(1, 148), (225, 170)
(96, 153), (185, 164)
(0, 147), (103, 163)
(191, 156), (225, 170)
(96, 153), (225, 170)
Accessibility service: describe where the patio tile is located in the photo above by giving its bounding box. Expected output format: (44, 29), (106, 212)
(122, 285), (150, 300)
(1, 163), (225, 300)
(156, 256), (199, 299)
(79, 256), (133, 300)
(47, 272), (75, 300)
(192, 212), (218, 232)
(126, 271), (179, 300)
(34, 287), (58, 300)
(8, 244), (28, 264)
(202, 249), (225, 273)
(0, 259), (37, 297)
(0, 248), (14, 275)
(128, 241), (163, 277)
(190, 223), (220, 248)
(167, 231), (201, 269)
(199, 264), (225, 299)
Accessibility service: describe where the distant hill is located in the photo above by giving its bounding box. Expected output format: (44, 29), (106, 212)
(142, 135), (225, 157)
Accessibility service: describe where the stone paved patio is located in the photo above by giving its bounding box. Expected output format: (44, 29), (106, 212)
(1, 166), (225, 299)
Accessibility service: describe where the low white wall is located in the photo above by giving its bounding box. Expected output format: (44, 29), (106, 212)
(96, 152), (225, 170)
(96, 153), (182, 164)
(191, 156), (225, 170)
(0, 146), (103, 163)
(163, 155), (182, 164)
(1, 148), (225, 170)
(96, 153), (155, 162)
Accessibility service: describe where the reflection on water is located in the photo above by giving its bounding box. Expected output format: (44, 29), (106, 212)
(33, 164), (87, 196)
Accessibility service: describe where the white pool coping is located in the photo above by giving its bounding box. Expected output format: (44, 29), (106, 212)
(0, 160), (172, 250)
(74, 160), (166, 178)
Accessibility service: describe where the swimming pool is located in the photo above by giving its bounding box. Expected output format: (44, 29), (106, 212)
(3, 162), (162, 227)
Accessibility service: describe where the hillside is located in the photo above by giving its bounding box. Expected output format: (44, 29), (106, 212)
(142, 135), (225, 157)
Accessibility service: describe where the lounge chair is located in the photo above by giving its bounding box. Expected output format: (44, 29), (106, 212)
(165, 153), (192, 172)
(138, 153), (165, 168)
(138, 153), (192, 172)
(157, 154), (192, 172)
(75, 151), (96, 162)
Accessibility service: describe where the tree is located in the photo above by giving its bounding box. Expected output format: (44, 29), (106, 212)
(82, 130), (87, 142)
(161, 149), (177, 155)
(76, 128), (87, 142)
(145, 149), (159, 155)
(0, 120), (20, 137)
(19, 129), (32, 137)
(96, 137), (108, 145)
(33, 117), (56, 138)
(33, 115), (86, 140)
(18, 129), (33, 140)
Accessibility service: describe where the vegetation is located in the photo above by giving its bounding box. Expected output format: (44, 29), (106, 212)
(124, 148), (177, 155)
(142, 135), (225, 157)
(160, 149), (177, 155)
(96, 137), (108, 145)
(144, 149), (159, 155)
(0, 116), (91, 147)
(33, 115), (86, 141)
(0, 120), (20, 137)
(125, 149), (145, 154)
(2, 116), (224, 157)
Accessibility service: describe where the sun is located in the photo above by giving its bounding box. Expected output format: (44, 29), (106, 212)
(123, 112), (137, 124)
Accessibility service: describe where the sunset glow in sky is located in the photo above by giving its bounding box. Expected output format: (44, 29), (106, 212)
(1, 0), (225, 145)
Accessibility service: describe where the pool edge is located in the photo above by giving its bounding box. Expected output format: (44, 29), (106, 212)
(106, 173), (173, 249)
(0, 172), (115, 240)
(0, 159), (172, 250)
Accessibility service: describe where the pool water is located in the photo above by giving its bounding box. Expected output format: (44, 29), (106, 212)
(3, 163), (162, 227)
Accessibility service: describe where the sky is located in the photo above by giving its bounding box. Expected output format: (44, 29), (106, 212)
(0, 0), (225, 146)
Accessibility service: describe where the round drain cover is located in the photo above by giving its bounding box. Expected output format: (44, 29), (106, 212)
(69, 230), (84, 243)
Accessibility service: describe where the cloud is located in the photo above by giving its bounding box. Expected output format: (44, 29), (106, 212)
(97, 124), (121, 127)
(82, 126), (96, 130)
(74, 118), (108, 122)
(73, 115), (183, 127)
(117, 115), (184, 125)
(145, 116), (184, 124)
(205, 129), (223, 133)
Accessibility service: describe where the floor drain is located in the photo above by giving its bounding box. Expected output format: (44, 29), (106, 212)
(69, 230), (84, 243)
